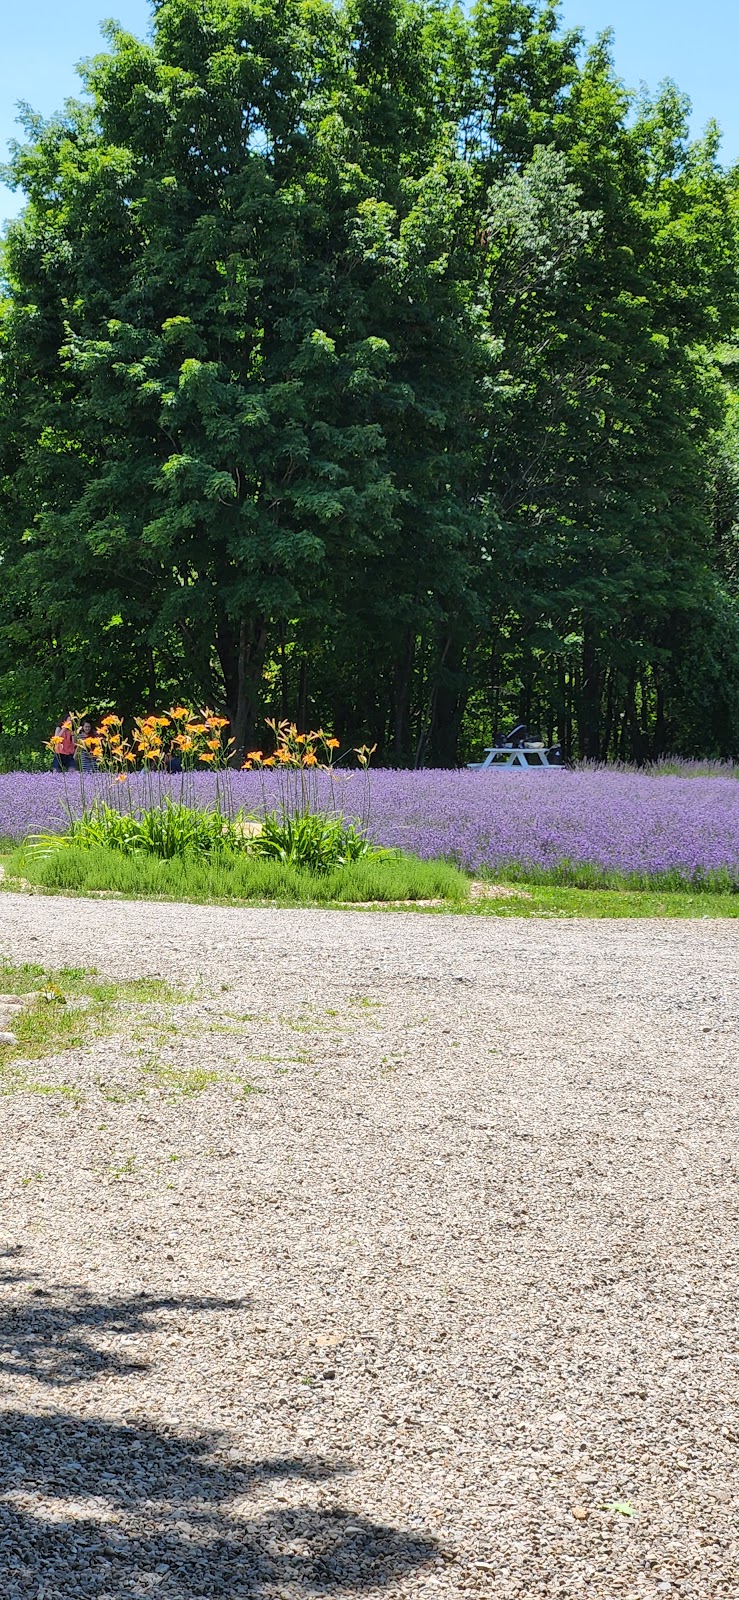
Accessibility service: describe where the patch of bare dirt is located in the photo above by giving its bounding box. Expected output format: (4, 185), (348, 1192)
(469, 879), (533, 900)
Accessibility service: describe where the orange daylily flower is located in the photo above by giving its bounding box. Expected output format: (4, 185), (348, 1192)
(199, 752), (216, 763)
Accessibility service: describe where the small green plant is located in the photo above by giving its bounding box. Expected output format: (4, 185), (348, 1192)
(41, 983), (66, 1005)
(144, 1061), (219, 1099)
(247, 809), (381, 871)
(107, 1155), (137, 1182)
(97, 1080), (146, 1105)
(28, 1081), (84, 1106)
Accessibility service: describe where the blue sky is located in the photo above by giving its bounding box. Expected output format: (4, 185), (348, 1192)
(2, 0), (737, 225)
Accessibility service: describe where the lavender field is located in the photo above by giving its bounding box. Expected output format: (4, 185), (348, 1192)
(2, 767), (739, 885)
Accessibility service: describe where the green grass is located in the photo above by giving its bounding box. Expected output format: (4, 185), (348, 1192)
(5, 840), (469, 905)
(0, 958), (176, 1007)
(0, 959), (179, 1085)
(5, 840), (739, 917)
(480, 857), (739, 894)
(139, 1053), (220, 1099)
(468, 883), (739, 918)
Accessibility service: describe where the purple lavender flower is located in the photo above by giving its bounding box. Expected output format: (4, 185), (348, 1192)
(3, 767), (739, 884)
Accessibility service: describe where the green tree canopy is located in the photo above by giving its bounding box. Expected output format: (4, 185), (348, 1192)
(1, 0), (738, 762)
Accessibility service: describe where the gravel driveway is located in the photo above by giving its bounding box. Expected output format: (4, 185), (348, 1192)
(0, 893), (737, 1599)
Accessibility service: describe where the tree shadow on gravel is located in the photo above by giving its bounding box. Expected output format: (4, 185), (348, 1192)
(0, 1288), (247, 1386)
(0, 1285), (440, 1594)
(0, 1410), (439, 1597)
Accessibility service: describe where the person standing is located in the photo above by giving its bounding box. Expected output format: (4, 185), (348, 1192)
(54, 719), (76, 772)
(77, 721), (98, 772)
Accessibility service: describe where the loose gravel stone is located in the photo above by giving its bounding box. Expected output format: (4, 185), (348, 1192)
(0, 892), (737, 1598)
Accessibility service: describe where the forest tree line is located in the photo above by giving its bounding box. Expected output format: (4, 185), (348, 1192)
(2, 0), (739, 765)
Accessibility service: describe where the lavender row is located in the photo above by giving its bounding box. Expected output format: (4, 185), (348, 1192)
(2, 768), (739, 883)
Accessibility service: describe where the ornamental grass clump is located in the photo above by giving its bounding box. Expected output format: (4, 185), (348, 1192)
(9, 842), (468, 906)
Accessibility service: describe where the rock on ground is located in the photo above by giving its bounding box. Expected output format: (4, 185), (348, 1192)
(0, 893), (736, 1598)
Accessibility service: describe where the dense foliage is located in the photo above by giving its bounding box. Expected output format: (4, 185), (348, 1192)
(2, 0), (739, 762)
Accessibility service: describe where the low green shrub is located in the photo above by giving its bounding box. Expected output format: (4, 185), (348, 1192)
(0, 738), (47, 773)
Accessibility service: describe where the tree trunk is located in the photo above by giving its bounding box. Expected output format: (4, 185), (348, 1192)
(392, 631), (415, 765)
(297, 658), (308, 731)
(279, 629), (288, 719)
(490, 635), (501, 742)
(624, 672), (647, 764)
(578, 624), (601, 759)
(600, 666), (616, 760)
(217, 616), (268, 758)
(653, 678), (667, 758)
(427, 635), (471, 767)
(557, 661), (572, 761)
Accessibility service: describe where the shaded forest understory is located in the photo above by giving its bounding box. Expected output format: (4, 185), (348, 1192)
(2, 0), (739, 764)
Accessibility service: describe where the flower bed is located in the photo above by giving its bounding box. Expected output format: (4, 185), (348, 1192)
(2, 768), (739, 885)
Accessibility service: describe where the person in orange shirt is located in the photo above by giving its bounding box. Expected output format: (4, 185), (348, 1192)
(51, 719), (76, 772)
